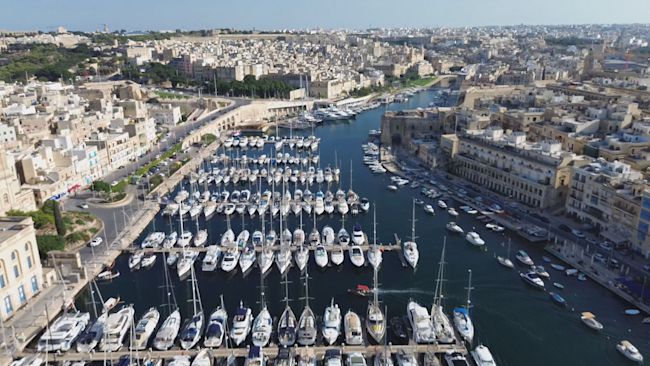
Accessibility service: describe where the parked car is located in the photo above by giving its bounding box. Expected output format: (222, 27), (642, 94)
(571, 229), (586, 239)
(593, 252), (606, 263)
(642, 264), (650, 273)
(79, 203), (89, 209)
(89, 237), (103, 247)
(599, 242), (613, 251)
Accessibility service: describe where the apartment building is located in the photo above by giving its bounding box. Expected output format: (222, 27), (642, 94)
(0, 217), (43, 321)
(441, 127), (579, 209)
(565, 159), (650, 256)
(86, 131), (139, 174)
(0, 151), (36, 215)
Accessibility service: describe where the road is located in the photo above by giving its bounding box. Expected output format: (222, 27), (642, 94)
(103, 98), (249, 184)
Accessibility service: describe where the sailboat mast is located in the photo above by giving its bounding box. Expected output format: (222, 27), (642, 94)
(283, 273), (290, 308)
(372, 266), (379, 306)
(373, 203), (377, 246)
(465, 269), (473, 311)
(411, 199), (416, 241)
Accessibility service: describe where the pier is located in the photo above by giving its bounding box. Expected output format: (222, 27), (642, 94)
(17, 343), (468, 362)
(127, 243), (403, 253)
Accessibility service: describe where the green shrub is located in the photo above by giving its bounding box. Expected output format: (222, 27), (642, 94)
(75, 219), (85, 225)
(36, 235), (65, 259)
(65, 231), (90, 244)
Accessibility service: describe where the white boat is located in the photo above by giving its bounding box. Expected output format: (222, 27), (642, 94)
(617, 340), (643, 363)
(447, 208), (459, 216)
(258, 246), (274, 275)
(178, 231), (193, 247)
(141, 253), (157, 269)
(453, 270), (474, 344)
(338, 226), (350, 246)
(131, 307), (160, 351)
(204, 302), (228, 348)
(163, 232), (178, 248)
(276, 245), (292, 275)
(194, 229), (208, 247)
(407, 301), (435, 344)
(179, 309), (204, 350)
(396, 350), (417, 366)
(432, 242), (456, 344)
(497, 239), (514, 269)
(315, 245), (329, 268)
(437, 200), (447, 209)
(465, 232), (485, 246)
(100, 306), (135, 352)
(129, 251), (144, 270)
(76, 312), (107, 353)
(366, 267), (385, 344)
(446, 222), (463, 234)
(10, 355), (43, 366)
(322, 298), (341, 345)
(297, 272), (317, 346)
(349, 245), (365, 267)
(580, 312), (603, 331)
(515, 250), (534, 266)
(403, 201), (419, 269)
(471, 345), (497, 366)
(202, 245), (220, 272)
(168, 356), (191, 366)
(367, 246), (382, 270)
(520, 271), (545, 290)
(352, 224), (365, 245)
(330, 245), (345, 265)
(252, 305), (273, 347)
(277, 281), (297, 347)
(192, 349), (213, 366)
(229, 302), (253, 346)
(221, 246), (240, 272)
(323, 226), (335, 245)
(177, 251), (197, 279)
(154, 309), (181, 350)
(295, 245), (309, 271)
(239, 244), (257, 273)
(344, 310), (363, 345)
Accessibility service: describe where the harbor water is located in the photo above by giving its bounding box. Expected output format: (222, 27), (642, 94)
(82, 90), (650, 365)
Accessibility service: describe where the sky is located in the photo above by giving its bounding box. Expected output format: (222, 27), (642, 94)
(1, 0), (650, 32)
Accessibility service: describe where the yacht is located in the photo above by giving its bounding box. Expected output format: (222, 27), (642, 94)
(154, 309), (181, 350)
(178, 231), (193, 247)
(202, 245), (220, 272)
(129, 251), (144, 270)
(444, 352), (469, 366)
(366, 267), (385, 344)
(229, 302), (253, 346)
(465, 232), (485, 246)
(297, 273), (317, 346)
(337, 226), (350, 246)
(192, 349), (213, 366)
(580, 312), (604, 331)
(277, 298), (297, 347)
(396, 350), (417, 366)
(322, 226), (335, 245)
(76, 312), (107, 353)
(194, 229), (208, 247)
(437, 200), (448, 209)
(445, 222), (463, 234)
(453, 270), (474, 344)
(179, 266), (204, 350)
(100, 306), (135, 352)
(276, 245), (292, 275)
(314, 192), (325, 215)
(204, 302), (228, 348)
(309, 227), (321, 246)
(252, 230), (264, 247)
(177, 251), (198, 279)
(295, 245), (309, 271)
(258, 245), (274, 275)
(349, 245), (365, 267)
(330, 245), (345, 266)
(244, 346), (265, 366)
(520, 271), (545, 290)
(252, 305), (273, 347)
(221, 247), (240, 273)
(346, 353), (367, 366)
(239, 244), (257, 273)
(324, 349), (343, 366)
(617, 340), (643, 363)
(352, 224), (365, 245)
(407, 301), (435, 343)
(447, 208), (459, 217)
(403, 201), (419, 269)
(168, 356), (191, 366)
(344, 310), (363, 345)
(163, 232), (178, 248)
(322, 298), (341, 345)
(423, 205), (435, 215)
(515, 250), (534, 266)
(432, 242), (456, 344)
(315, 245), (329, 268)
(221, 228), (235, 246)
(131, 307), (160, 351)
(471, 345), (497, 366)
(367, 205), (382, 270)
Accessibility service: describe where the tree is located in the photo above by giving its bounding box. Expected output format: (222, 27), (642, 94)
(53, 201), (66, 236)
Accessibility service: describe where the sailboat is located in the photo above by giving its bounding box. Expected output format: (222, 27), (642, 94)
(366, 266), (386, 344)
(153, 252), (182, 350)
(297, 269), (317, 346)
(258, 212), (274, 275)
(322, 298), (341, 345)
(179, 265), (204, 349)
(431, 239), (456, 344)
(277, 274), (297, 347)
(276, 216), (292, 275)
(294, 211), (309, 271)
(403, 200), (419, 269)
(251, 272), (273, 347)
(452, 269), (475, 344)
(497, 238), (514, 269)
(367, 204), (382, 269)
(204, 295), (228, 348)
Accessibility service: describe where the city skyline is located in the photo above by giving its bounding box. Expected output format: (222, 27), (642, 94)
(2, 0), (650, 32)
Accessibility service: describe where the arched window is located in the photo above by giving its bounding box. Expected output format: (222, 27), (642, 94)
(24, 242), (33, 268)
(0, 260), (6, 288)
(11, 251), (21, 279)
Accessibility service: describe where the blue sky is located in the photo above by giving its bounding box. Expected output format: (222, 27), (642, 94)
(2, 0), (650, 32)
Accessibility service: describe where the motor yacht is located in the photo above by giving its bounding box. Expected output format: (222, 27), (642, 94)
(251, 306), (273, 347)
(617, 340), (643, 363)
(445, 222), (463, 234)
(204, 305), (228, 348)
(515, 250), (534, 266)
(322, 299), (341, 345)
(100, 306), (134, 352)
(407, 301), (435, 344)
(153, 309), (181, 350)
(349, 245), (365, 267)
(75, 312), (106, 353)
(130, 307), (160, 351)
(229, 303), (252, 346)
(580, 312), (603, 331)
(315, 245), (329, 268)
(471, 345), (497, 366)
(520, 271), (545, 290)
(344, 310), (363, 345)
(221, 247), (240, 273)
(322, 226), (335, 245)
(465, 232), (485, 246)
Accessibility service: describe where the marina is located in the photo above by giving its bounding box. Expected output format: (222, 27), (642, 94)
(15, 89), (650, 366)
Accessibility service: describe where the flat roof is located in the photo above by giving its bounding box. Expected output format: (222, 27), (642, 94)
(0, 217), (33, 243)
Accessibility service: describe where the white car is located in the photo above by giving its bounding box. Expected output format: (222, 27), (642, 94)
(79, 203), (89, 209)
(89, 237), (103, 247)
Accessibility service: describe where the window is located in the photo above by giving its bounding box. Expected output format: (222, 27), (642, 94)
(4, 296), (12, 315)
(26, 256), (32, 269)
(0, 273), (4, 289)
(13, 265), (19, 279)
(17, 285), (26, 304)
(31, 276), (38, 293)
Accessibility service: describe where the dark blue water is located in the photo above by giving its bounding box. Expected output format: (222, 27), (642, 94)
(83, 90), (649, 365)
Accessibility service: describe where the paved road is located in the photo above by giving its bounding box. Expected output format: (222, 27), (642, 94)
(103, 98), (249, 184)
